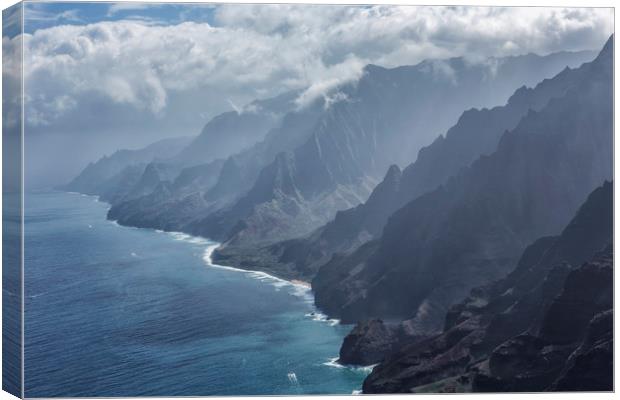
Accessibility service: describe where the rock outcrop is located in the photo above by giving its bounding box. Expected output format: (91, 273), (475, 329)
(339, 319), (426, 366)
(362, 181), (613, 393)
(472, 251), (612, 392)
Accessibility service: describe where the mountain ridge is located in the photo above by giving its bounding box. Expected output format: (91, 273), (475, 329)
(362, 181), (612, 393)
(311, 36), (612, 330)
(212, 47), (603, 281)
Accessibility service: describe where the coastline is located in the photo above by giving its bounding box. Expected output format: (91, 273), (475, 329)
(60, 189), (376, 389)
(65, 190), (341, 325)
(63, 190), (315, 288)
(291, 279), (311, 288)
(28, 190), (372, 396)
(203, 244), (311, 289)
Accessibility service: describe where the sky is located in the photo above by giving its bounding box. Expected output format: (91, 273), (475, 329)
(1, 2), (614, 188)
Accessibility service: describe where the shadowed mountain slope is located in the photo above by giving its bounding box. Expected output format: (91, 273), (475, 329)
(362, 181), (612, 393)
(195, 50), (597, 256)
(239, 47), (602, 279)
(312, 37), (612, 330)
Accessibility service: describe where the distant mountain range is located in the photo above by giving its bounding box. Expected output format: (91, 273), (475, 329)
(61, 136), (192, 196)
(312, 37), (612, 332)
(194, 50), (599, 248)
(62, 38), (612, 393)
(229, 45), (606, 281)
(66, 48), (595, 244)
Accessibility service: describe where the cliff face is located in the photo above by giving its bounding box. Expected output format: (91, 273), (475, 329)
(338, 319), (427, 366)
(69, 50), (596, 256)
(60, 35), (614, 394)
(244, 48), (602, 283)
(205, 49), (599, 276)
(105, 96), (328, 234)
(362, 181), (612, 393)
(312, 38), (612, 330)
(473, 251), (612, 392)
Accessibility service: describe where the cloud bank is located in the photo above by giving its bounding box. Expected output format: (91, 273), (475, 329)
(1, 4), (613, 187)
(5, 4), (611, 129)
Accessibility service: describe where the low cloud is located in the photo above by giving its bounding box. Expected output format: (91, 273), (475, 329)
(10, 5), (612, 130)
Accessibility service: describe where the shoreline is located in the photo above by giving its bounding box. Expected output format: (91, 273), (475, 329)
(65, 191), (316, 290)
(167, 235), (343, 328)
(34, 190), (372, 395)
(202, 244), (314, 294)
(67, 191), (330, 316)
(63, 190), (368, 377)
(291, 279), (311, 288)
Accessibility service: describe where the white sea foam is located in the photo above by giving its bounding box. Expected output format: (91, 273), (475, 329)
(323, 357), (346, 369)
(323, 357), (377, 373)
(67, 191), (100, 203)
(357, 364), (377, 373)
(167, 231), (210, 246)
(352, 390), (362, 395)
(305, 311), (340, 326)
(201, 244), (347, 324)
(105, 222), (336, 324)
(102, 213), (312, 300)
(108, 226), (338, 328)
(203, 244), (315, 301)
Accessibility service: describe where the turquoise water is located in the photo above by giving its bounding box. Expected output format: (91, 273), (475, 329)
(24, 191), (368, 397)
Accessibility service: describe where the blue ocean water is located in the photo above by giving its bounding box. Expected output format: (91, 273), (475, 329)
(24, 191), (369, 397)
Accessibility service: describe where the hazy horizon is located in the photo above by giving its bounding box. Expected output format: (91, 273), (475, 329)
(2, 3), (613, 188)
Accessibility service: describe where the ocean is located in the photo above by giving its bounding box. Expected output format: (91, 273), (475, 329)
(23, 191), (369, 397)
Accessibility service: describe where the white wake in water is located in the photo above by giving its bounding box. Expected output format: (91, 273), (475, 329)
(287, 372), (299, 385)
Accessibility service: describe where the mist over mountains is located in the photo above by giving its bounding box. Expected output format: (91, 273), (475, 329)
(313, 38), (612, 331)
(68, 49), (595, 242)
(64, 36), (613, 393)
(235, 45), (607, 281)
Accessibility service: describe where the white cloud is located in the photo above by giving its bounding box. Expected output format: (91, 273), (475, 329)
(418, 60), (458, 85)
(107, 3), (151, 16)
(9, 5), (614, 128)
(25, 4), (82, 24)
(2, 34), (22, 130)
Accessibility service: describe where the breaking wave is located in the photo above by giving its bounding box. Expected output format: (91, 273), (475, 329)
(323, 357), (377, 373)
(106, 221), (340, 328)
(202, 244), (315, 303)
